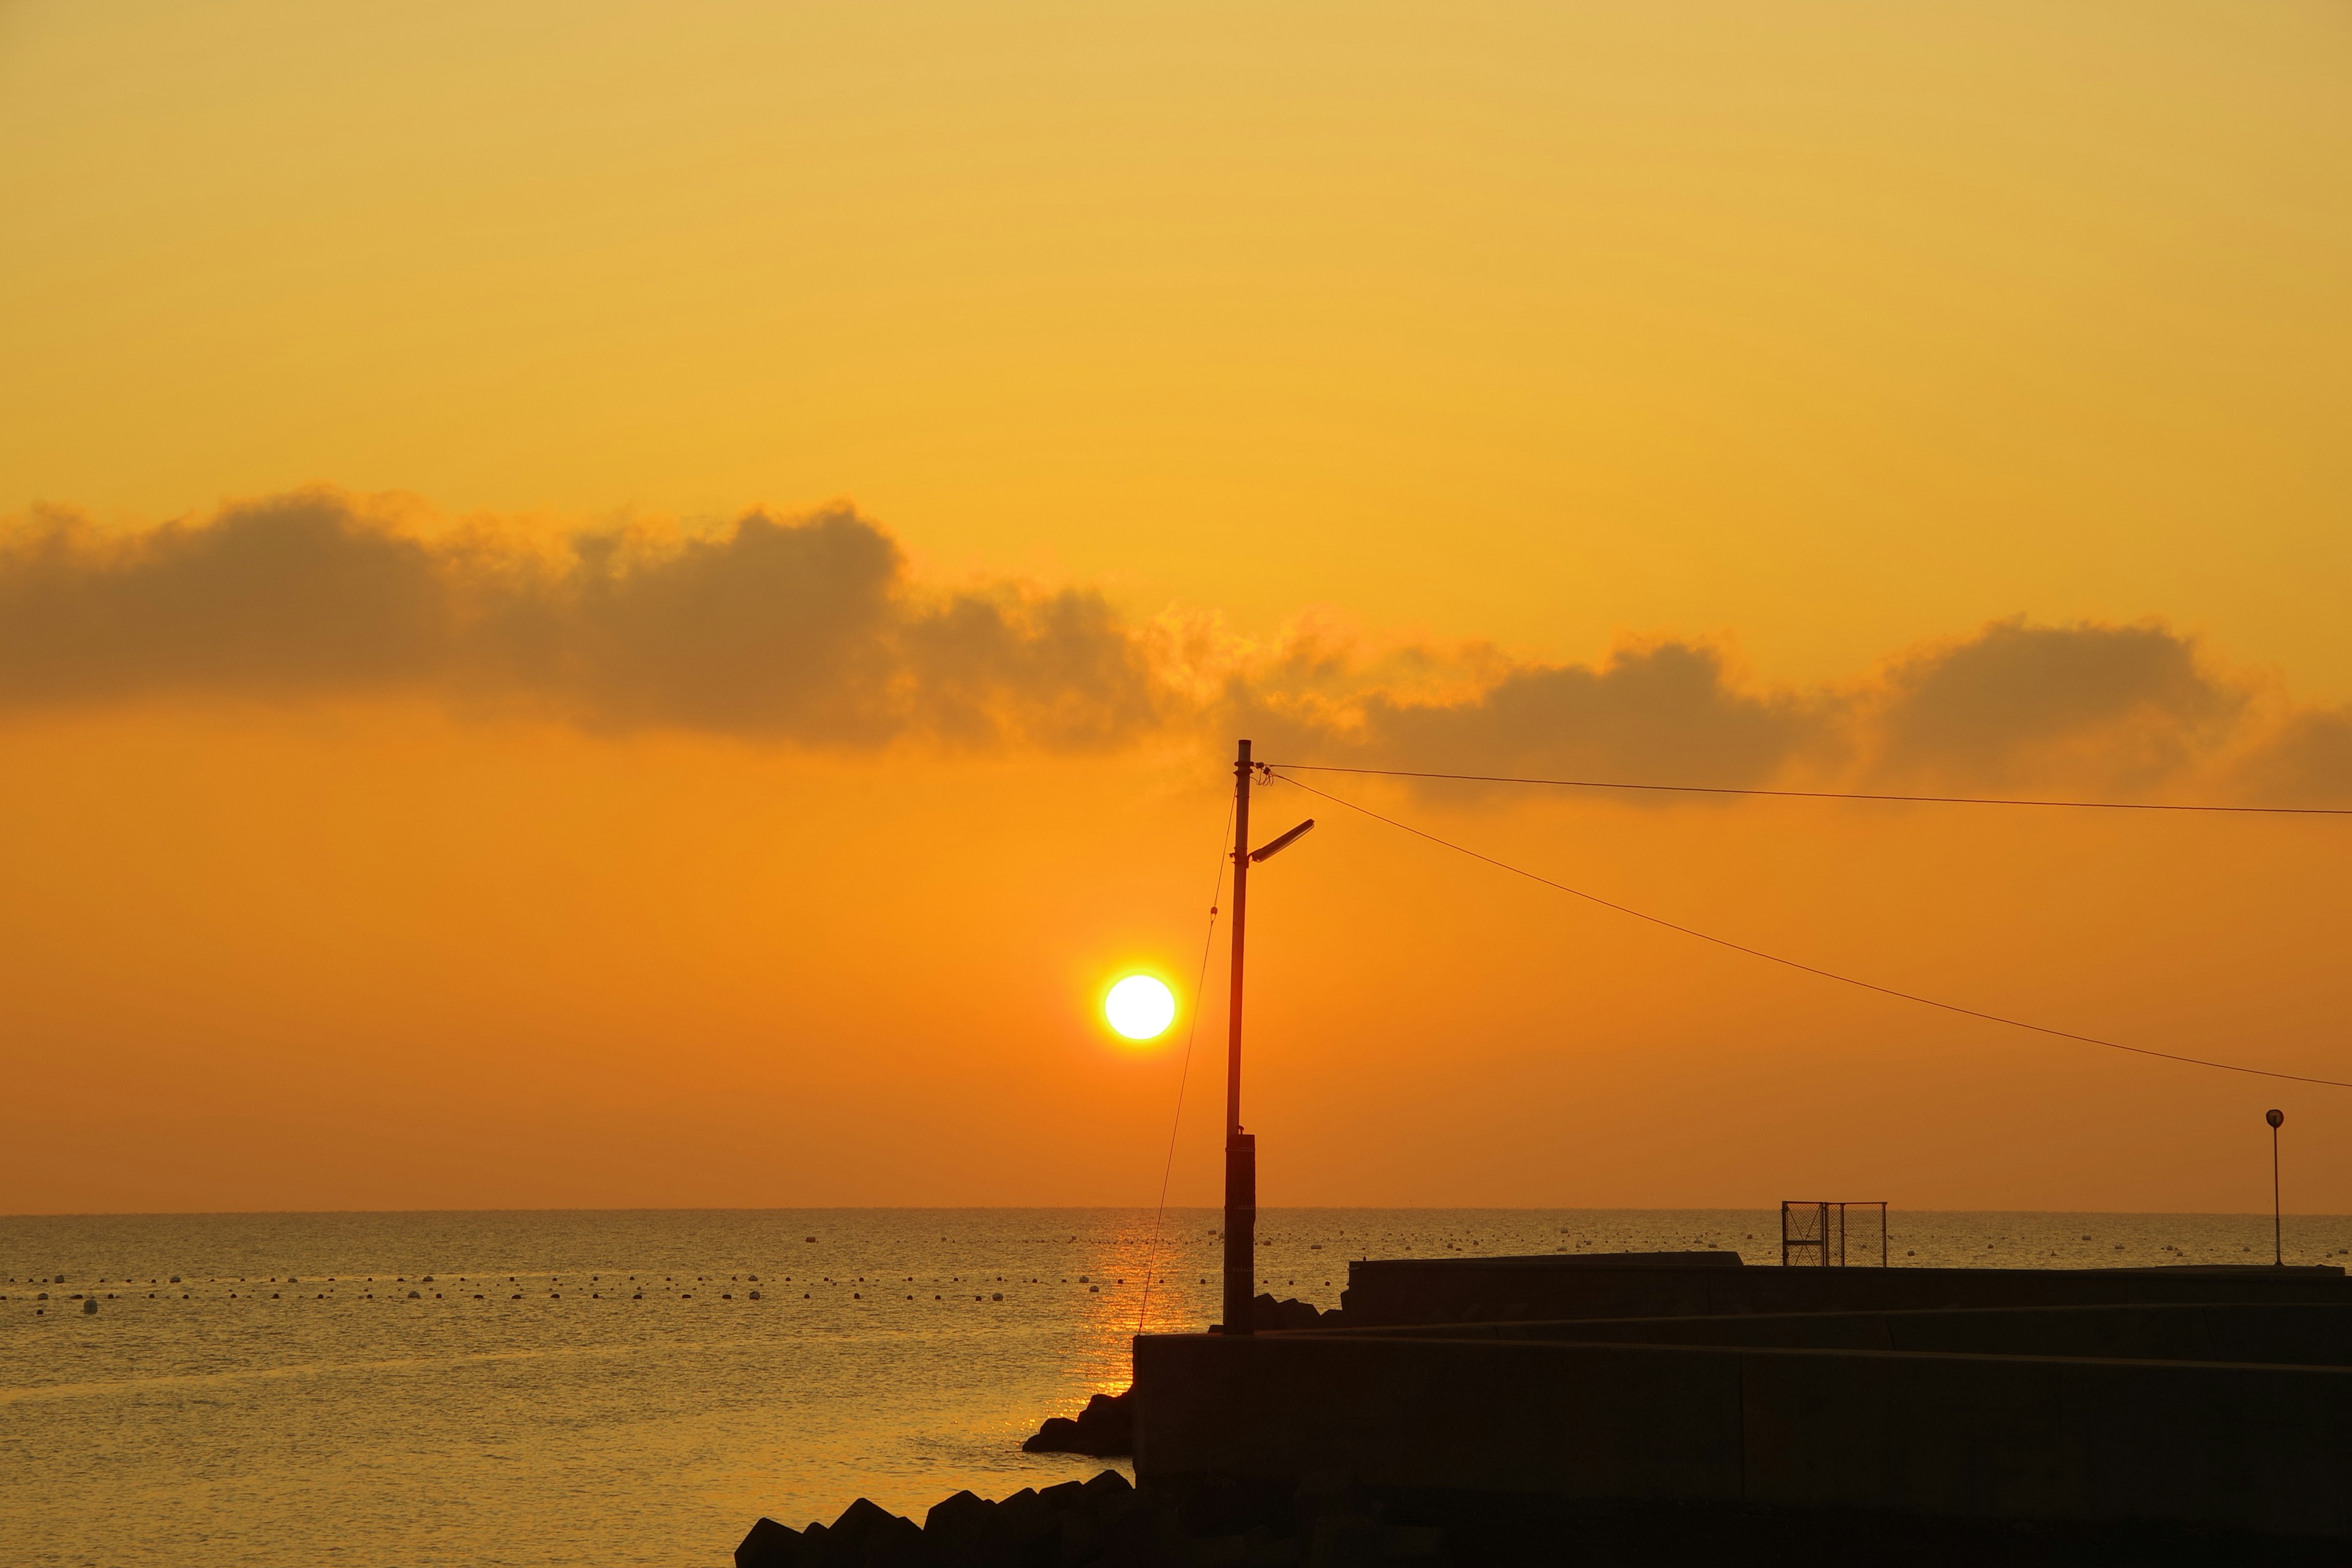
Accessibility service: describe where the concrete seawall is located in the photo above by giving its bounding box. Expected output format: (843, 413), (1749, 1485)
(1133, 1329), (2352, 1540)
(1340, 1255), (2351, 1325)
(1319, 1300), (2352, 1365)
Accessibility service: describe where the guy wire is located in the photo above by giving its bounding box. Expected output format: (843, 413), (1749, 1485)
(1137, 798), (1234, 1335)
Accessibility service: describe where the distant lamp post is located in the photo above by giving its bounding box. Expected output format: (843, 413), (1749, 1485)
(1223, 738), (1316, 1336)
(2266, 1109), (2285, 1267)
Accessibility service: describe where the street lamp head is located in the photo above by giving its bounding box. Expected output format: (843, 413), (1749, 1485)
(1247, 819), (1316, 864)
(2267, 1108), (2285, 1129)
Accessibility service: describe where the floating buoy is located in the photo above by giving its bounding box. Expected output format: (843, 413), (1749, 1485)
(83, 1298), (97, 1315)
(992, 1293), (1002, 1302)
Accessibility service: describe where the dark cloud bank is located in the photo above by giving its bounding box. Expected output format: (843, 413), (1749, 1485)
(0, 491), (1157, 750)
(2, 489), (2345, 801)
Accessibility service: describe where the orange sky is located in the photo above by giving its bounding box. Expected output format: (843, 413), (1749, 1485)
(3, 0), (2350, 1215)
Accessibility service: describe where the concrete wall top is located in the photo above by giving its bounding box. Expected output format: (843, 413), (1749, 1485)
(1304, 1300), (2352, 1368)
(1340, 1257), (2351, 1326)
(1348, 1251), (1743, 1271)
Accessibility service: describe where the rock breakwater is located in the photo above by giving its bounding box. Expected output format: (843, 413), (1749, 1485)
(736, 1468), (1155, 1568)
(1021, 1390), (1132, 1457)
(734, 1468), (1452, 1568)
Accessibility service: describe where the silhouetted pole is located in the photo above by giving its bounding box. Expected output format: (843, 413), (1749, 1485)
(1223, 739), (1257, 1335)
(2267, 1109), (2285, 1267)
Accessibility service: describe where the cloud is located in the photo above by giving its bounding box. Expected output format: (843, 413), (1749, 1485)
(6, 489), (2349, 802)
(0, 492), (447, 703)
(0, 491), (1162, 749)
(2234, 707), (2352, 807)
(1867, 618), (2243, 790)
(1231, 639), (1820, 789)
(1225, 617), (2351, 806)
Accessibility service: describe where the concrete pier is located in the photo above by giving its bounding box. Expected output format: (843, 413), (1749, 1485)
(1132, 1256), (2352, 1548)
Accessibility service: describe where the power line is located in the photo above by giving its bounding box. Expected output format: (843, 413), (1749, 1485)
(1267, 769), (2352, 1091)
(1262, 763), (2352, 817)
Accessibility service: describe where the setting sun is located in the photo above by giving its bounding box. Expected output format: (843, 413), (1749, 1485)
(1104, 975), (1177, 1041)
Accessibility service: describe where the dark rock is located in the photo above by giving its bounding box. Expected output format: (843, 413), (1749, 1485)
(811, 1498), (922, 1568)
(735, 1517), (801, 1568)
(986, 1487), (1060, 1558)
(1022, 1390), (1134, 1456)
(925, 1490), (995, 1551)
(1036, 1480), (1088, 1515)
(1088, 1476), (1157, 1566)
(831, 1498), (903, 1538)
(1079, 1470), (1133, 1511)
(1056, 1509), (1101, 1565)
(867, 1517), (928, 1568)
(1250, 1293), (1329, 1332)
(1023, 1417), (1085, 1454)
(1212, 1296), (1338, 1335)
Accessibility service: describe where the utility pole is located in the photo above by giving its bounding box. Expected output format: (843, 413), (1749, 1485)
(1223, 739), (1256, 1335)
(2267, 1108), (2285, 1267)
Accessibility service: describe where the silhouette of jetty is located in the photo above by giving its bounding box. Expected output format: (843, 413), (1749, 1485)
(1142, 1251), (2352, 1556)
(739, 1253), (2352, 1563)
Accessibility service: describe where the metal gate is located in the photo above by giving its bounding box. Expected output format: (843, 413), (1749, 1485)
(1781, 1200), (1888, 1266)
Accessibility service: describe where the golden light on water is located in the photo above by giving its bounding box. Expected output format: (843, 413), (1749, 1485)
(1103, 975), (1176, 1041)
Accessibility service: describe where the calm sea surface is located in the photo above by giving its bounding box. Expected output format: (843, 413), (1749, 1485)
(7, 1207), (2350, 1567)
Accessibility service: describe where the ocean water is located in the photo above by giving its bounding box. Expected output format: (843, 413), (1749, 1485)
(7, 1206), (2350, 1568)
